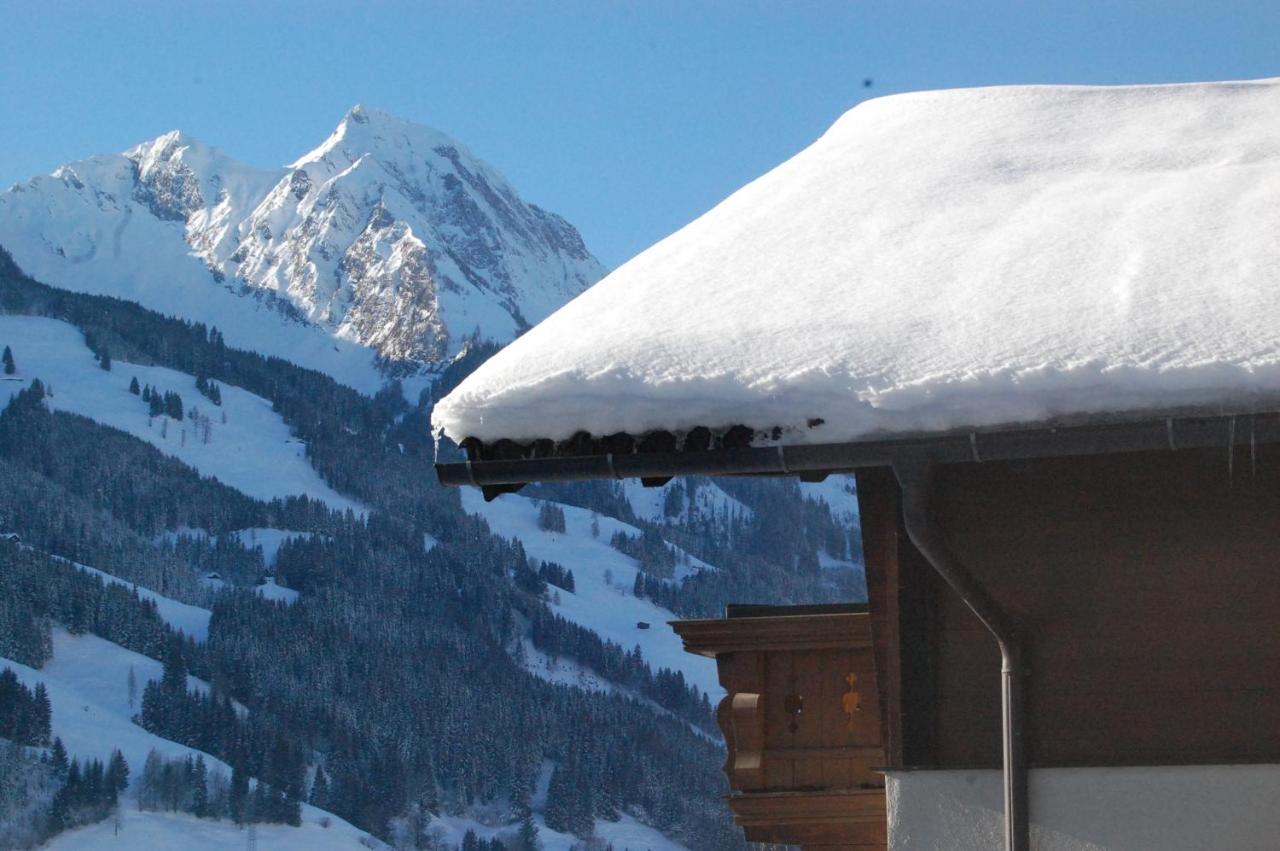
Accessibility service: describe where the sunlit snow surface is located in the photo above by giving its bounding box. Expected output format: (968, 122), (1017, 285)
(0, 315), (364, 514)
(436, 78), (1280, 445)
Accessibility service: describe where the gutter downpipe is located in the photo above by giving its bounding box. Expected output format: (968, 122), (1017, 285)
(893, 456), (1029, 851)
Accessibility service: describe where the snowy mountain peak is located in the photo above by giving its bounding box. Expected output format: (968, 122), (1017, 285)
(293, 105), (479, 177)
(0, 108), (605, 386)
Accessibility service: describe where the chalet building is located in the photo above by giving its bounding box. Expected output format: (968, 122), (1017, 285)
(433, 78), (1280, 849)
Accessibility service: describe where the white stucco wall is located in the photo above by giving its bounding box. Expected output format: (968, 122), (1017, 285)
(887, 765), (1280, 850)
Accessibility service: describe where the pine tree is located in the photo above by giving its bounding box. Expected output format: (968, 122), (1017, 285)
(543, 764), (576, 834)
(34, 682), (52, 744)
(517, 812), (540, 850)
(106, 749), (129, 802)
(139, 749), (164, 810)
(192, 754), (209, 817)
(2, 345), (14, 375)
(50, 736), (69, 776)
(129, 376), (141, 395)
(309, 764), (330, 809)
(230, 763), (249, 825)
(99, 348), (112, 370)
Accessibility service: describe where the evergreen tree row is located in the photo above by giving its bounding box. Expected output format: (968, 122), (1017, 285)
(0, 668), (51, 746)
(137, 636), (305, 825)
(0, 543), (180, 665)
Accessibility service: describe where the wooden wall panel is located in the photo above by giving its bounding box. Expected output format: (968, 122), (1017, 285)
(907, 444), (1280, 768)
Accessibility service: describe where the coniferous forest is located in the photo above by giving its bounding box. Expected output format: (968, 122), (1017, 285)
(0, 248), (863, 849)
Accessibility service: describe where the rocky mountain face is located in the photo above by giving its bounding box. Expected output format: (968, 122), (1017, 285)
(0, 106), (604, 380)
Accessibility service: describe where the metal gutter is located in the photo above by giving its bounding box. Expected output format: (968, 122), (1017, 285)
(893, 457), (1028, 851)
(436, 411), (1280, 492)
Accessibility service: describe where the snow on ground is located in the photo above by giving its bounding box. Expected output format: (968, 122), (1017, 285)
(4, 630), (216, 778)
(230, 527), (313, 567)
(71, 558), (212, 641)
(621, 478), (752, 524)
(461, 489), (721, 699)
(436, 78), (1280, 446)
(521, 638), (617, 693)
(22, 541), (212, 640)
(427, 811), (688, 851)
(0, 315), (364, 514)
(45, 807), (374, 851)
(256, 577), (300, 604)
(2, 628), (370, 848)
(799, 474), (860, 524)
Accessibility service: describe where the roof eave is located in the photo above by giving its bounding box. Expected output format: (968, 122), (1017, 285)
(436, 410), (1280, 499)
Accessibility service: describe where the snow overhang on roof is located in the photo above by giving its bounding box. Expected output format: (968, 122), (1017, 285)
(433, 78), (1280, 492)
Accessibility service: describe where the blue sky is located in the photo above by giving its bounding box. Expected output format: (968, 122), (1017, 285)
(2, 1), (1278, 268)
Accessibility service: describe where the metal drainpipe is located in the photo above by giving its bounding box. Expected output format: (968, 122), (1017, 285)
(893, 457), (1029, 851)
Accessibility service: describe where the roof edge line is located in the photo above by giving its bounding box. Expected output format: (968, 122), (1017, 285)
(435, 411), (1280, 495)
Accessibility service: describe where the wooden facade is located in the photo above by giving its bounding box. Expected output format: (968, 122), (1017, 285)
(858, 442), (1280, 770)
(667, 440), (1280, 847)
(673, 605), (888, 849)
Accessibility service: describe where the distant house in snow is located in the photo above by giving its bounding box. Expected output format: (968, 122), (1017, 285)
(432, 78), (1280, 851)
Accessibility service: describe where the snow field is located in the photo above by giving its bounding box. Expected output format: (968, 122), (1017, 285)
(460, 489), (721, 699)
(1, 628), (372, 848)
(70, 557), (213, 641)
(230, 527), (314, 568)
(620, 477), (753, 524)
(0, 314), (364, 514)
(44, 807), (374, 851)
(427, 810), (688, 851)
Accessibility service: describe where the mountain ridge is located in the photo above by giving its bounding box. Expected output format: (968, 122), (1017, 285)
(0, 106), (605, 391)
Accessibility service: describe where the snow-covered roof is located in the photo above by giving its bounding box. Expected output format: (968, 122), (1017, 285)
(434, 79), (1280, 448)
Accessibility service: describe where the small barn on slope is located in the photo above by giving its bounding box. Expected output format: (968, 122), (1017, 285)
(433, 78), (1280, 851)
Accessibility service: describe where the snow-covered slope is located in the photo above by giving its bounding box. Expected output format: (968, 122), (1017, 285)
(45, 809), (372, 851)
(0, 106), (605, 390)
(0, 314), (363, 513)
(620, 477), (753, 525)
(461, 488), (721, 698)
(434, 77), (1280, 445)
(2, 630), (374, 849)
(68, 558), (212, 641)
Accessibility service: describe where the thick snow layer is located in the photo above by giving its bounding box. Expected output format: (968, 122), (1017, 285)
(460, 489), (721, 698)
(0, 315), (364, 514)
(436, 78), (1280, 445)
